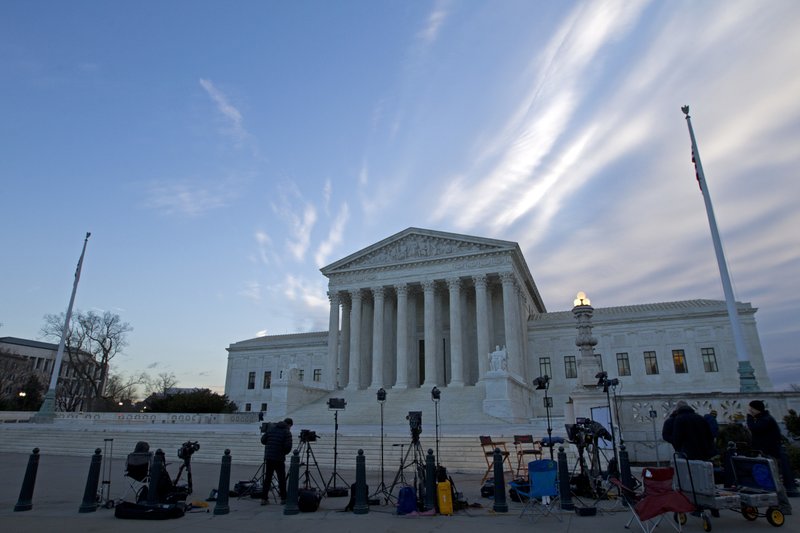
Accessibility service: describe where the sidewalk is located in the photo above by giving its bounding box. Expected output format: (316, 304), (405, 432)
(0, 451), (784, 532)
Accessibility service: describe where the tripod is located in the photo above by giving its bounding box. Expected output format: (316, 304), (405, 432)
(324, 410), (349, 496)
(296, 439), (325, 491)
(388, 431), (426, 510)
(239, 447), (279, 501)
(371, 394), (393, 503)
(173, 456), (194, 495)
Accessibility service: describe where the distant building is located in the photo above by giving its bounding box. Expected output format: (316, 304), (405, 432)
(224, 228), (772, 421)
(0, 336), (100, 410)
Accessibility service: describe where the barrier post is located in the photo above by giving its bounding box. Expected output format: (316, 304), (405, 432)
(146, 449), (165, 506)
(14, 448), (41, 512)
(557, 446), (574, 510)
(353, 449), (369, 514)
(283, 450), (300, 515)
(78, 448), (103, 513)
(424, 449), (436, 511)
(492, 448), (508, 512)
(213, 449), (231, 515)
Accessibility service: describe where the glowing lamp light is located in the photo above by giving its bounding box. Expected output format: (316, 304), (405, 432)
(573, 291), (591, 307)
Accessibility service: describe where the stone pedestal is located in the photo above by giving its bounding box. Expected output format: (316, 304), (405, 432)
(482, 371), (532, 422)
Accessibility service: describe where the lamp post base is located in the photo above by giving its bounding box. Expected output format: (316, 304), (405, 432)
(31, 390), (57, 424)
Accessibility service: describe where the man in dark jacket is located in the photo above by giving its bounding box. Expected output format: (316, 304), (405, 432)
(747, 400), (782, 459)
(672, 401), (715, 460)
(747, 400), (792, 515)
(260, 417), (293, 504)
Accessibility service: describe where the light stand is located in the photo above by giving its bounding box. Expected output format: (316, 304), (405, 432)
(534, 376), (554, 459)
(431, 386), (441, 466)
(371, 388), (393, 503)
(596, 372), (620, 477)
(324, 398), (349, 497)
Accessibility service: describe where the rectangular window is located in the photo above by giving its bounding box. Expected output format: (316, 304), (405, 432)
(263, 371), (272, 389)
(672, 349), (688, 374)
(247, 371), (255, 390)
(298, 369), (304, 381)
(539, 357), (552, 379)
(260, 403), (267, 412)
(701, 348), (719, 372)
(313, 369), (322, 382)
(616, 353), (631, 376)
(245, 403), (251, 412)
(644, 351), (659, 375)
(564, 356), (577, 378)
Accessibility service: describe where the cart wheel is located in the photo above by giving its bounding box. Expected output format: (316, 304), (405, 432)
(766, 507), (785, 527)
(105, 500), (115, 509)
(741, 505), (758, 521)
(702, 516), (712, 532)
(675, 512), (687, 525)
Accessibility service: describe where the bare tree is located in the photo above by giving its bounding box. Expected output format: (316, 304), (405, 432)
(145, 371), (179, 397)
(105, 371), (147, 404)
(41, 310), (133, 410)
(0, 347), (39, 403)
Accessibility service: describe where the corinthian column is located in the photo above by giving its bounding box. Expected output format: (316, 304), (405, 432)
(422, 280), (438, 387)
(447, 278), (464, 387)
(347, 289), (362, 390)
(501, 272), (522, 372)
(326, 291), (340, 390)
(340, 297), (351, 389)
(395, 283), (409, 389)
(474, 274), (490, 382)
(370, 286), (385, 389)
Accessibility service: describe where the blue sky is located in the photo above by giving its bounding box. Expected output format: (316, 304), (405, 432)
(2, 1), (799, 393)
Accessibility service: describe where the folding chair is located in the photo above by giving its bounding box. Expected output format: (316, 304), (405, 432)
(616, 467), (695, 533)
(512, 435), (542, 478)
(479, 435), (513, 483)
(509, 459), (561, 521)
(120, 441), (152, 503)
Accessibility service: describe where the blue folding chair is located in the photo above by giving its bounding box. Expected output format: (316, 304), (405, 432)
(509, 459), (562, 522)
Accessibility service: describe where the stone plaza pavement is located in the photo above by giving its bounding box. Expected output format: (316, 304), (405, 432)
(0, 451), (790, 533)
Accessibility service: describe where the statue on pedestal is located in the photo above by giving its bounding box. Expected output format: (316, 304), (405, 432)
(489, 345), (508, 372)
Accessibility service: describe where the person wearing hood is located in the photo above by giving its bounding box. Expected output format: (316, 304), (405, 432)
(746, 400), (792, 515)
(260, 417), (293, 504)
(672, 401), (716, 461)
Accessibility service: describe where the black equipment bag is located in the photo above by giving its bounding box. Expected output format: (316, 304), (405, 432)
(114, 501), (184, 520)
(480, 478), (494, 498)
(298, 488), (322, 512)
(508, 478), (529, 502)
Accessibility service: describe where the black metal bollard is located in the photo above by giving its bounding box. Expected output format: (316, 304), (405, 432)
(492, 448), (508, 512)
(722, 441), (737, 488)
(146, 449), (165, 506)
(425, 449), (436, 511)
(557, 446), (574, 510)
(283, 450), (300, 515)
(14, 448), (41, 512)
(353, 449), (369, 514)
(78, 448), (103, 513)
(618, 444), (633, 507)
(213, 449), (232, 515)
(779, 444), (799, 497)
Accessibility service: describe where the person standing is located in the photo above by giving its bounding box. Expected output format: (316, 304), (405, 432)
(260, 417), (293, 504)
(704, 409), (719, 439)
(672, 401), (715, 461)
(747, 400), (792, 515)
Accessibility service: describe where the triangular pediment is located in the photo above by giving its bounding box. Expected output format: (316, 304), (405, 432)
(321, 227), (515, 274)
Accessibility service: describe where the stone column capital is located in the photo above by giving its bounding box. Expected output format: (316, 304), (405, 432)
(446, 277), (461, 290)
(327, 291), (341, 305)
(394, 283), (408, 297)
(422, 280), (436, 293)
(472, 274), (488, 289)
(371, 286), (385, 299)
(500, 271), (516, 285)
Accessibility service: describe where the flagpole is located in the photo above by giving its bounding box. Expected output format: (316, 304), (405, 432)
(681, 106), (759, 392)
(32, 232), (92, 423)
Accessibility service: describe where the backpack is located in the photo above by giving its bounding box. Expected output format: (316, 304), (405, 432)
(397, 486), (417, 515)
(298, 488), (321, 512)
(480, 478), (494, 498)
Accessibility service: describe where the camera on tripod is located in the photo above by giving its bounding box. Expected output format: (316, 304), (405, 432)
(407, 411), (422, 439)
(177, 440), (200, 460)
(300, 429), (319, 443)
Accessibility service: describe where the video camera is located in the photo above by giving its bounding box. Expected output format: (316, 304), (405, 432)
(300, 429), (319, 443)
(407, 411), (422, 441)
(177, 440), (200, 460)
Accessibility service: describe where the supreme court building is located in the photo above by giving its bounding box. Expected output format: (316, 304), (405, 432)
(224, 227), (772, 421)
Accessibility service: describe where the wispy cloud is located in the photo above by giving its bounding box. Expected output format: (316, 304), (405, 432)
(315, 203), (350, 267)
(418, 1), (449, 46)
(254, 230), (272, 265)
(144, 177), (240, 216)
(239, 281), (262, 303)
(270, 184), (318, 261)
(199, 78), (247, 143)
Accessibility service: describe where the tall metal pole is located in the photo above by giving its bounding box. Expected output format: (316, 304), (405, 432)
(682, 106), (759, 392)
(33, 232), (91, 423)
